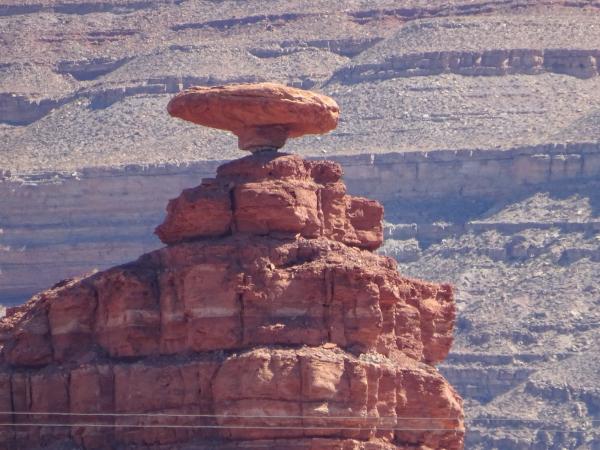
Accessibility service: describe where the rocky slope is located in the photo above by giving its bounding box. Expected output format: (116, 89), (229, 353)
(0, 152), (464, 449)
(2, 1), (600, 171)
(381, 180), (600, 449)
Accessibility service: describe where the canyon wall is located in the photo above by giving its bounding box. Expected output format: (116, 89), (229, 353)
(4, 48), (600, 126)
(1, 142), (599, 304)
(332, 49), (600, 84)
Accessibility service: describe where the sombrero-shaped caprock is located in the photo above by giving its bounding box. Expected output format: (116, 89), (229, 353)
(167, 82), (340, 151)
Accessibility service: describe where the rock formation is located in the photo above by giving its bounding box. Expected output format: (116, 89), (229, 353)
(0, 83), (463, 449)
(167, 83), (340, 151)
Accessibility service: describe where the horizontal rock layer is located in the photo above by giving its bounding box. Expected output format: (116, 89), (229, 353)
(3, 46), (599, 126)
(0, 347), (462, 450)
(333, 48), (600, 84)
(0, 236), (462, 449)
(2, 142), (599, 306)
(1, 236), (454, 366)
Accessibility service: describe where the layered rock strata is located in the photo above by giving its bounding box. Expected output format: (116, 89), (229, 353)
(333, 48), (600, 84)
(0, 151), (463, 449)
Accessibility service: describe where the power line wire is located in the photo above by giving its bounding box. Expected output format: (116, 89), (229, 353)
(1, 412), (599, 423)
(0, 423), (462, 431)
(0, 423), (598, 434)
(0, 412), (460, 420)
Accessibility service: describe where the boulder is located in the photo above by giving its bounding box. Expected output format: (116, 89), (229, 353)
(167, 83), (339, 151)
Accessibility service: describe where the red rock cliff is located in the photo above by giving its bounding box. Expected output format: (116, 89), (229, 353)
(0, 151), (463, 450)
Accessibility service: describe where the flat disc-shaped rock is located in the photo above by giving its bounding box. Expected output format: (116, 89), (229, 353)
(167, 82), (339, 151)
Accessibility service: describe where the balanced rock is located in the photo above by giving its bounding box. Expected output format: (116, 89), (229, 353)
(0, 85), (464, 450)
(167, 83), (339, 151)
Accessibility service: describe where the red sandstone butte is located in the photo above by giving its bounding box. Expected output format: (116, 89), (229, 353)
(0, 152), (464, 450)
(0, 84), (463, 449)
(167, 83), (339, 151)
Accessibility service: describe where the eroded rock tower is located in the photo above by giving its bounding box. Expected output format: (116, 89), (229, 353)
(0, 83), (464, 449)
